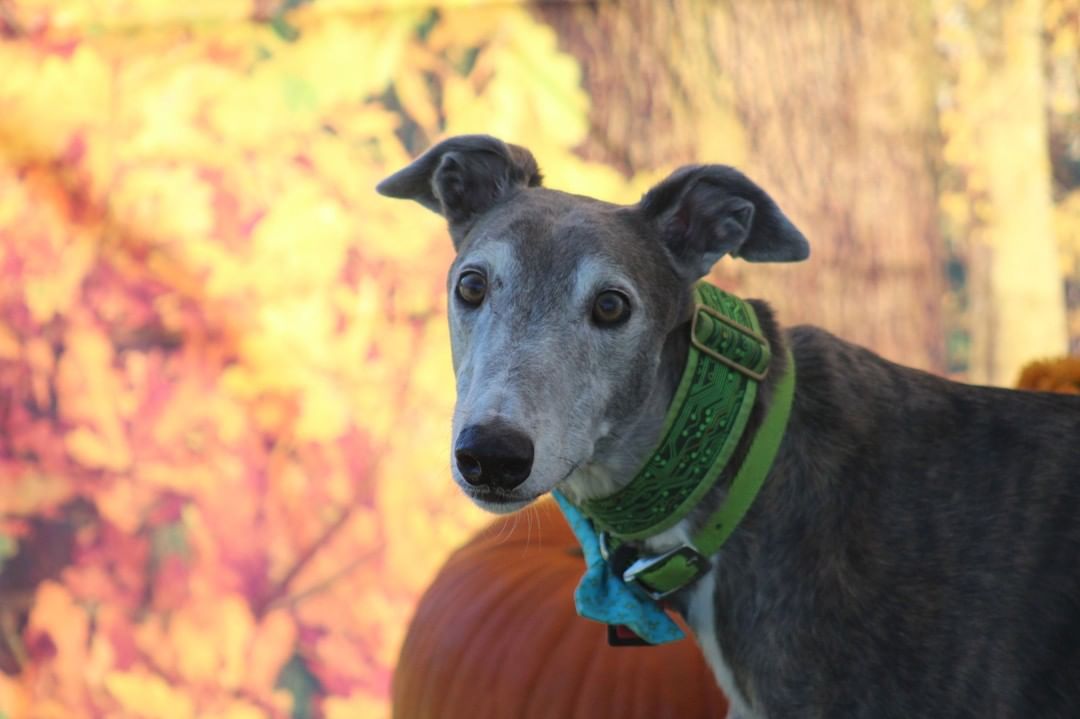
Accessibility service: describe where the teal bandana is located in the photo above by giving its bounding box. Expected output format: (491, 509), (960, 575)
(552, 490), (685, 644)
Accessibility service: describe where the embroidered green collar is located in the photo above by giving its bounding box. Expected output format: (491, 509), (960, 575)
(559, 282), (796, 602)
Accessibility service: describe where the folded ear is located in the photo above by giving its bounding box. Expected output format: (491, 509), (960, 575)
(638, 165), (809, 279)
(376, 135), (542, 243)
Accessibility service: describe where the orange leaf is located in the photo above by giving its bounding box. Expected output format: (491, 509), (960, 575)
(104, 669), (196, 719)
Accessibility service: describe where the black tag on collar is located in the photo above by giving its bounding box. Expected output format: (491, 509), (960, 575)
(607, 624), (655, 647)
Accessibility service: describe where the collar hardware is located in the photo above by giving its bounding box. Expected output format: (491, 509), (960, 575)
(621, 357), (795, 599)
(691, 301), (772, 381)
(622, 544), (710, 601)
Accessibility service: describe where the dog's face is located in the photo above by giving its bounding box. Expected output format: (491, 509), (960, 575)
(441, 190), (685, 512)
(377, 135), (808, 513)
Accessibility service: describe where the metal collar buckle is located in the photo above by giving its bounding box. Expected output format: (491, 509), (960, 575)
(621, 544), (710, 601)
(691, 302), (771, 381)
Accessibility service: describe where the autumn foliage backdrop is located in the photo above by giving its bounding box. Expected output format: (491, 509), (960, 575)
(1, 0), (1078, 717)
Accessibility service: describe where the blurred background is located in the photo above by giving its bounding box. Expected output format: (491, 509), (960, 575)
(0, 0), (1077, 717)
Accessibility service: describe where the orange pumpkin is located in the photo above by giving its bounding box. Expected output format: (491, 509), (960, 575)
(1016, 356), (1080, 394)
(393, 499), (729, 718)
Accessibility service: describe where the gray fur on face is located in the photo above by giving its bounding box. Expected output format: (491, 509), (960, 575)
(445, 189), (683, 512)
(378, 135), (1080, 718)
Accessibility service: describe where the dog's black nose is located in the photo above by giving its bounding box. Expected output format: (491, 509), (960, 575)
(454, 422), (534, 490)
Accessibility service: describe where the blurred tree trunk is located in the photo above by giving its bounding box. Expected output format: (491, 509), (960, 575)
(541, 0), (947, 373)
(934, 0), (1068, 385)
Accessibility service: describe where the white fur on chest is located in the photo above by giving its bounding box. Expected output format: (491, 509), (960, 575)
(644, 523), (759, 719)
(684, 574), (759, 719)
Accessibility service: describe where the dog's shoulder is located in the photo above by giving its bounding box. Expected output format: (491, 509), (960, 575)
(786, 322), (1080, 412)
(781, 321), (1080, 467)
(781, 323), (912, 411)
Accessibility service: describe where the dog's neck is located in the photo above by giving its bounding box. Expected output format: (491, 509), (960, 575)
(559, 291), (789, 552)
(559, 304), (693, 504)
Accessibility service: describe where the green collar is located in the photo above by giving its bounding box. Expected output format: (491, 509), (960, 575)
(568, 282), (796, 599)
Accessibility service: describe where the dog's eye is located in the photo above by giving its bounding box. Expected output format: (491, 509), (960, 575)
(457, 271), (487, 306)
(592, 290), (631, 326)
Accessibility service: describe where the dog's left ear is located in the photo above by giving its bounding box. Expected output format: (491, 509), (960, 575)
(638, 165), (809, 279)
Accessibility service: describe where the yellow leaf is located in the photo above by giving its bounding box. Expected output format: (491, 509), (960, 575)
(110, 166), (215, 246)
(249, 185), (350, 295)
(26, 582), (90, 710)
(393, 70), (440, 132)
(168, 594), (255, 690)
(22, 230), (96, 324)
(245, 610), (297, 695)
(93, 477), (149, 533)
(65, 426), (132, 472)
(57, 326), (132, 470)
(0, 322), (20, 360)
(104, 670), (196, 719)
(295, 377), (350, 442)
(0, 672), (32, 719)
(0, 44), (111, 162)
(201, 700), (269, 719)
(323, 689), (390, 719)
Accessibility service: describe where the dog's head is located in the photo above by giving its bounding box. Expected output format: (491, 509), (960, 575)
(377, 135), (808, 513)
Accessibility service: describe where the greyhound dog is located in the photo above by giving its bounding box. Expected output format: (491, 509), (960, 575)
(378, 135), (1080, 718)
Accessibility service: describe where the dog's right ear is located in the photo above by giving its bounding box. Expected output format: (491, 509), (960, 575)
(376, 135), (542, 244)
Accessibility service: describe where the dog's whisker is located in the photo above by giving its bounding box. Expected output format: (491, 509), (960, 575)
(500, 511), (519, 547)
(487, 511), (511, 545)
(535, 503), (543, 548)
(522, 503), (533, 556)
(500, 512), (517, 545)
